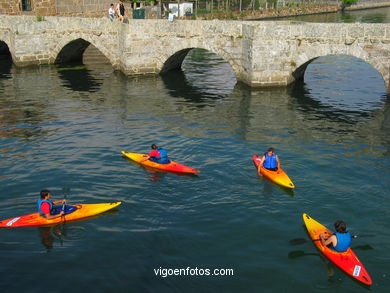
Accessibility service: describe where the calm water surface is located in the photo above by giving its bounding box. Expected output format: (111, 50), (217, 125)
(271, 6), (390, 23)
(0, 25), (389, 293)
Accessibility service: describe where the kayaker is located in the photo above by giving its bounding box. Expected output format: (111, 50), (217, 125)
(257, 147), (281, 175)
(320, 220), (351, 252)
(142, 144), (171, 164)
(37, 189), (66, 219)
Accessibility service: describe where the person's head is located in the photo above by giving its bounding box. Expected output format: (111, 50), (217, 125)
(151, 144), (158, 150)
(110, 3), (114, 7)
(267, 147), (275, 155)
(334, 220), (347, 233)
(40, 189), (51, 199)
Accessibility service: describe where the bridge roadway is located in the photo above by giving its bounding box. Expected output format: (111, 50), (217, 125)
(0, 16), (389, 90)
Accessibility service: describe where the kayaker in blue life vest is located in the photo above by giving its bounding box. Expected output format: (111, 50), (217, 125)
(142, 144), (171, 164)
(258, 147), (281, 176)
(37, 189), (66, 219)
(320, 220), (351, 252)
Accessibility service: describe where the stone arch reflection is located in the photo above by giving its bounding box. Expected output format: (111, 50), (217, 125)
(161, 48), (237, 104)
(56, 39), (112, 92)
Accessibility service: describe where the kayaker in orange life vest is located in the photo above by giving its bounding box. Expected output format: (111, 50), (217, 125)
(141, 144), (171, 164)
(320, 220), (351, 252)
(257, 147), (281, 176)
(37, 189), (66, 219)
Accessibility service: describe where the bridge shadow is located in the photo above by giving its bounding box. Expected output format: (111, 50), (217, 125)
(0, 41), (12, 79)
(161, 69), (222, 107)
(57, 63), (103, 92)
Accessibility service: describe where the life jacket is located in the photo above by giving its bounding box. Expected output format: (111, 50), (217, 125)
(263, 153), (277, 169)
(153, 147), (169, 163)
(333, 232), (351, 252)
(37, 199), (53, 217)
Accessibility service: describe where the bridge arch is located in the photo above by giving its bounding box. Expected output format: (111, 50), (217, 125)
(292, 44), (389, 87)
(53, 36), (115, 66)
(0, 40), (12, 61)
(159, 45), (240, 81)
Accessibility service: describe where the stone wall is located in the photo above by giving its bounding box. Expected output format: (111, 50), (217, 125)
(0, 0), (115, 16)
(0, 0), (22, 15)
(56, 0), (113, 17)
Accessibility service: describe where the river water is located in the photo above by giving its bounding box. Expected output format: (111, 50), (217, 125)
(0, 9), (390, 293)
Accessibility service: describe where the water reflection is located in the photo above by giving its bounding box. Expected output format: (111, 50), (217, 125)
(272, 7), (390, 23)
(0, 58), (12, 80)
(39, 224), (86, 251)
(161, 49), (236, 104)
(57, 63), (103, 92)
(290, 55), (388, 127)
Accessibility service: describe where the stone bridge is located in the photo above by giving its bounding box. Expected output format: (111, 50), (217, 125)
(0, 15), (389, 90)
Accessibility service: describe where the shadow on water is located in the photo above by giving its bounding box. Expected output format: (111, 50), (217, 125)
(0, 41), (12, 79)
(289, 79), (383, 124)
(161, 69), (220, 106)
(257, 176), (295, 197)
(56, 63), (103, 92)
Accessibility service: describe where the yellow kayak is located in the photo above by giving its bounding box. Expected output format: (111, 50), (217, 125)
(253, 155), (295, 188)
(0, 202), (122, 228)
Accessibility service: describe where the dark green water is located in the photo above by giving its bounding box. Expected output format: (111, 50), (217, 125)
(276, 6), (390, 23)
(0, 22), (390, 293)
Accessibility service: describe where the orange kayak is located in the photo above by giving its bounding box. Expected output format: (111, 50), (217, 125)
(303, 213), (372, 286)
(121, 151), (200, 174)
(0, 202), (122, 228)
(252, 155), (295, 188)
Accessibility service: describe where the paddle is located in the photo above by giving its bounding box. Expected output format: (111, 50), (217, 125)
(61, 187), (70, 215)
(288, 250), (319, 259)
(288, 245), (374, 259)
(289, 235), (374, 246)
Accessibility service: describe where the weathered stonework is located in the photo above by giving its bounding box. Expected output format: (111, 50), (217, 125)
(0, 16), (389, 90)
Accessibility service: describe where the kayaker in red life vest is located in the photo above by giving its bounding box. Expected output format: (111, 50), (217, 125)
(257, 147), (281, 176)
(141, 144), (171, 164)
(37, 189), (66, 219)
(320, 220), (351, 252)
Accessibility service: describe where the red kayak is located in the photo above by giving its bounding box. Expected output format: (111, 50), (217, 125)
(303, 213), (372, 285)
(121, 151), (200, 174)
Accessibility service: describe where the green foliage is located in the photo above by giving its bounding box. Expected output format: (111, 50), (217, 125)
(342, 0), (358, 4)
(36, 15), (44, 22)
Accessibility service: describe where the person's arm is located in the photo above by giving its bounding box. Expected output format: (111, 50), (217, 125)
(44, 211), (65, 220)
(52, 199), (66, 205)
(320, 233), (337, 248)
(257, 156), (265, 176)
(140, 155), (151, 162)
(276, 155), (281, 172)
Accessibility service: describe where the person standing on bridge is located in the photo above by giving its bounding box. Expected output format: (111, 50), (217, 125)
(108, 3), (115, 22)
(116, 0), (126, 23)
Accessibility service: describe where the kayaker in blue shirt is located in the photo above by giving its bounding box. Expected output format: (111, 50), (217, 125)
(38, 189), (67, 219)
(258, 147), (281, 176)
(320, 220), (351, 252)
(142, 144), (171, 164)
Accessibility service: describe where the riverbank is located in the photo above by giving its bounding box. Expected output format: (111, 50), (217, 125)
(195, 1), (390, 21)
(344, 1), (390, 11)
